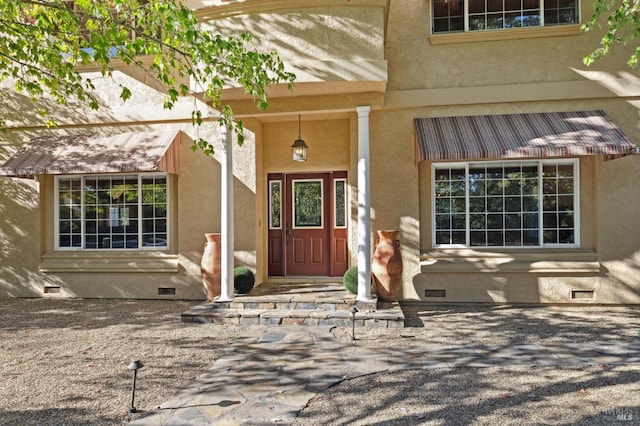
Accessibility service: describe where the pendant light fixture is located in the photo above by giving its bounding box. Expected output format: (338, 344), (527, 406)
(291, 114), (308, 162)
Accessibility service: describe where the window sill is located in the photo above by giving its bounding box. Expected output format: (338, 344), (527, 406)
(420, 248), (600, 273)
(428, 24), (582, 45)
(40, 251), (179, 273)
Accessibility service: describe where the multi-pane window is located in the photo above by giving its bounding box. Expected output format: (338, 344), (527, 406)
(56, 173), (168, 250)
(432, 0), (578, 33)
(433, 160), (578, 247)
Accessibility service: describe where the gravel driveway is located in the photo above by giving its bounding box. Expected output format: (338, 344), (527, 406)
(0, 299), (638, 425)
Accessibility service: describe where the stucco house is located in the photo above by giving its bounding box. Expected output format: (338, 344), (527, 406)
(1, 0), (639, 304)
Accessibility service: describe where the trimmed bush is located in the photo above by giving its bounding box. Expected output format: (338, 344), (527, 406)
(343, 266), (358, 294)
(234, 267), (255, 294)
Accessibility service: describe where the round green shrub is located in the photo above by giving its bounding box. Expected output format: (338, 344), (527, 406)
(234, 267), (255, 294)
(343, 266), (358, 294)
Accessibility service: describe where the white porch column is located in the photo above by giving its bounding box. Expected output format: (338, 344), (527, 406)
(218, 124), (234, 302)
(356, 106), (374, 302)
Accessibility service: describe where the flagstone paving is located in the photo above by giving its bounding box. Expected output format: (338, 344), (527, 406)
(129, 325), (640, 425)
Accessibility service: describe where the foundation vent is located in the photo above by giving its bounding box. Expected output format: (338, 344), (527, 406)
(43, 286), (61, 294)
(571, 290), (595, 300)
(158, 287), (176, 296)
(425, 289), (446, 298)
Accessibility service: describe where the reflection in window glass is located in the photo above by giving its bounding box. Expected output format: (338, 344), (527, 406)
(433, 160), (577, 247)
(57, 173), (168, 250)
(335, 179), (346, 228)
(293, 180), (323, 228)
(269, 180), (282, 229)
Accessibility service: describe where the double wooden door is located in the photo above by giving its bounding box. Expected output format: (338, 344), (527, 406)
(267, 172), (348, 277)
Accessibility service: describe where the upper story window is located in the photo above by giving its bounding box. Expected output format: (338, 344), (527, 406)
(56, 173), (168, 250)
(433, 159), (579, 248)
(432, 0), (578, 33)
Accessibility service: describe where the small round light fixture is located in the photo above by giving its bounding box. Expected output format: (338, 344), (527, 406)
(292, 115), (308, 162)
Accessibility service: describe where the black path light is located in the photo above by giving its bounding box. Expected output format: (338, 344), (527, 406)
(351, 306), (358, 341)
(127, 359), (144, 414)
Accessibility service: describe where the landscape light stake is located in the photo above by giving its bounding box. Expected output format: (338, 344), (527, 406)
(127, 359), (144, 414)
(351, 307), (358, 341)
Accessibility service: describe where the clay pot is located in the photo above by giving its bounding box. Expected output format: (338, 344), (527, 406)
(371, 230), (403, 302)
(201, 233), (222, 301)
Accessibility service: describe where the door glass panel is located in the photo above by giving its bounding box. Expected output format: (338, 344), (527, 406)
(334, 179), (346, 228)
(293, 180), (323, 228)
(269, 180), (282, 229)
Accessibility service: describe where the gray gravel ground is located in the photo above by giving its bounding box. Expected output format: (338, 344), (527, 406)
(1, 300), (638, 425)
(293, 365), (640, 426)
(300, 304), (640, 426)
(0, 299), (241, 426)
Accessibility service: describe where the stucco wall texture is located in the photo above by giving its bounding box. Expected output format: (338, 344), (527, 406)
(1, 0), (639, 303)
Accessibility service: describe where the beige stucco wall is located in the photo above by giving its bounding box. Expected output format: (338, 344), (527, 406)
(205, 4), (384, 62)
(0, 171), (41, 296)
(202, 3), (386, 88)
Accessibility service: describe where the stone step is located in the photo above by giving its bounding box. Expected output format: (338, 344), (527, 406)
(181, 281), (405, 328)
(181, 303), (405, 328)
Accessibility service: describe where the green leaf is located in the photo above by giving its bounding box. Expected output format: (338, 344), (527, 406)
(120, 86), (132, 102)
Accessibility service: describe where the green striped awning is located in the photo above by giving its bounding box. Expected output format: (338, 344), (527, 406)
(414, 110), (636, 162)
(1, 130), (183, 177)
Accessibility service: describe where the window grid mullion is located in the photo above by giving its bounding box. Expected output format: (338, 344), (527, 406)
(464, 0), (469, 32)
(54, 177), (60, 250)
(108, 175), (113, 249)
(138, 174), (143, 250)
(465, 163), (470, 246)
(538, 162), (544, 247)
(80, 176), (86, 249)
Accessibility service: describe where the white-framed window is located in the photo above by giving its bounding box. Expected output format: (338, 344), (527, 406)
(432, 159), (579, 248)
(432, 0), (578, 33)
(55, 173), (169, 250)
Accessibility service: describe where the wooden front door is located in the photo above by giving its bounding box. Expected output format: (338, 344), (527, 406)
(267, 172), (348, 277)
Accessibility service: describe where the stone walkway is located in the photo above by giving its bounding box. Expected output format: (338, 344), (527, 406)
(129, 326), (640, 425)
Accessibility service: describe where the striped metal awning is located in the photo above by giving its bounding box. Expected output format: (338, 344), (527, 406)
(414, 110), (636, 162)
(1, 130), (183, 177)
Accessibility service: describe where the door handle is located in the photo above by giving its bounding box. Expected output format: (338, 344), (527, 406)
(286, 223), (291, 245)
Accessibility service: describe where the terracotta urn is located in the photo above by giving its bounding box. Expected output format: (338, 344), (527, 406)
(201, 233), (222, 301)
(371, 230), (403, 302)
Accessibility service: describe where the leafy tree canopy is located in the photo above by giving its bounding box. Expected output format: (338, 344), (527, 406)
(582, 0), (640, 68)
(0, 0), (295, 153)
